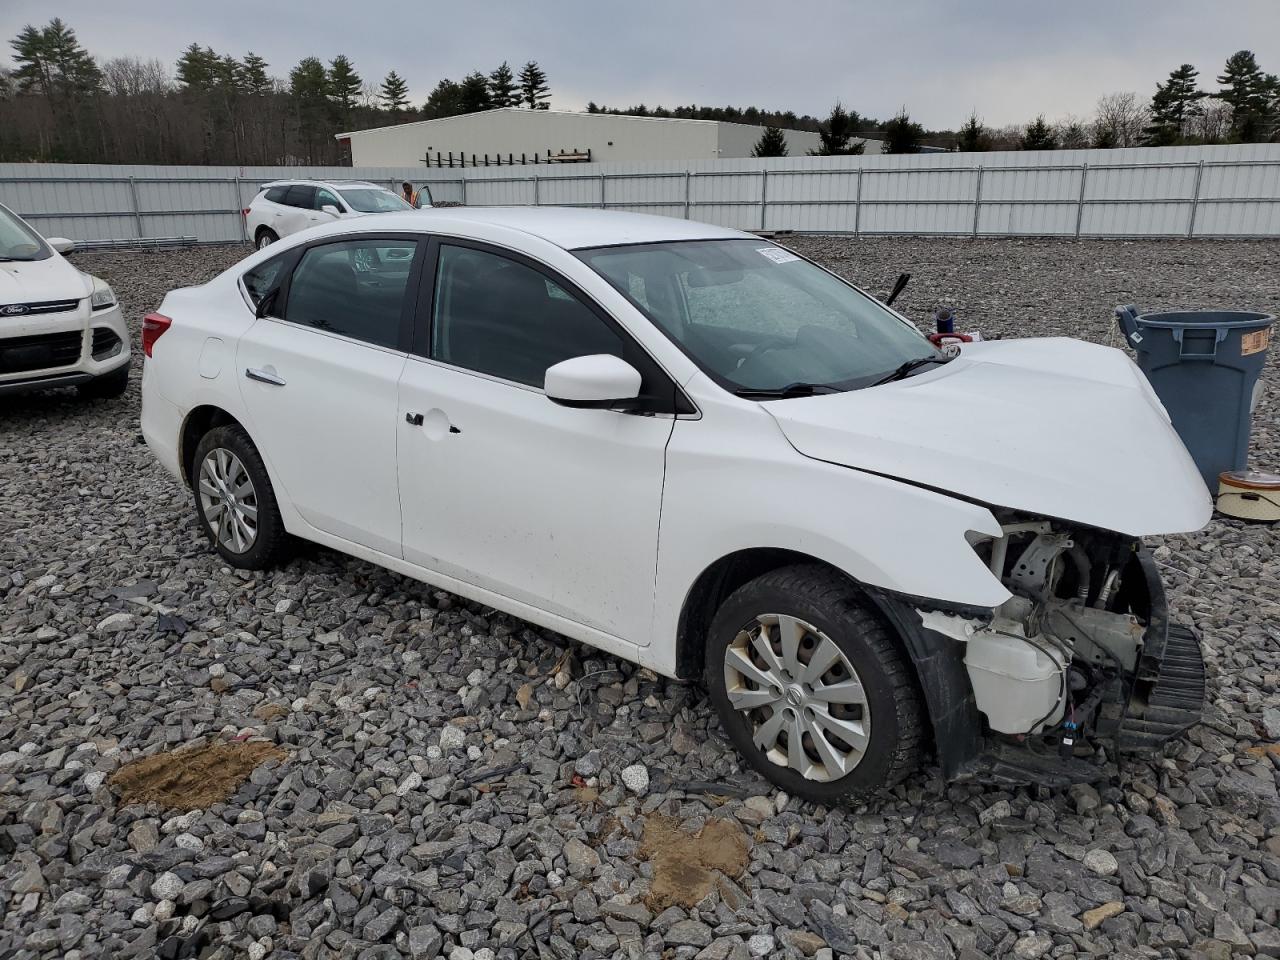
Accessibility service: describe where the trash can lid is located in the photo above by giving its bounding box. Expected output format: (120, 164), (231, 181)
(1219, 469), (1280, 491)
(1136, 310), (1274, 331)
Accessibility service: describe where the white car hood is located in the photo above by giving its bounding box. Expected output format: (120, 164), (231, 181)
(0, 255), (91, 305)
(766, 338), (1212, 537)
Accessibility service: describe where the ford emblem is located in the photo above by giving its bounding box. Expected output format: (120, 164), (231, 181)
(1, 303), (29, 316)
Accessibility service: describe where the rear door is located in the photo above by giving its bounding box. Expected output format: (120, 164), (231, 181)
(277, 185), (318, 237)
(237, 233), (423, 555)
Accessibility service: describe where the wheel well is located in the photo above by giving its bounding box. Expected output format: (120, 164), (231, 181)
(254, 225), (276, 241)
(179, 405), (243, 487)
(674, 548), (857, 681)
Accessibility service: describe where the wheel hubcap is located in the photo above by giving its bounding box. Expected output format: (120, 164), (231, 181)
(198, 448), (259, 554)
(723, 613), (870, 782)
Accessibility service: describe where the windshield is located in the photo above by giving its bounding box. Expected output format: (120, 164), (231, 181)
(338, 189), (413, 213)
(576, 239), (938, 394)
(0, 204), (51, 262)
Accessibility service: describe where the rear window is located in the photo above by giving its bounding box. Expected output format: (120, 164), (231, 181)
(283, 185), (316, 208)
(264, 186), (288, 204)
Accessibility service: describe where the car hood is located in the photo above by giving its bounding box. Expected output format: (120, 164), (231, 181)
(0, 255), (91, 305)
(765, 338), (1212, 537)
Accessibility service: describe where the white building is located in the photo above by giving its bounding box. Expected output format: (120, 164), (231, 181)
(336, 108), (882, 167)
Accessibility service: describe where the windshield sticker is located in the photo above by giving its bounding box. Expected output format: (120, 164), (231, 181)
(757, 246), (801, 264)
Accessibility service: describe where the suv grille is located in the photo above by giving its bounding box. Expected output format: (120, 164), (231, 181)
(91, 328), (123, 360)
(0, 331), (84, 374)
(0, 298), (81, 318)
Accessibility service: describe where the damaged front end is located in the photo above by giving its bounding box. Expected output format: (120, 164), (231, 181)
(874, 514), (1206, 788)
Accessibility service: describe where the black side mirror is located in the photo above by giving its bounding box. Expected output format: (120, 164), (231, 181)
(885, 272), (911, 308)
(255, 289), (278, 319)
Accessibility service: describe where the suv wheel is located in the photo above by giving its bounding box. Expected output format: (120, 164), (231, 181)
(78, 363), (129, 399)
(255, 228), (278, 250)
(192, 424), (289, 569)
(705, 565), (924, 804)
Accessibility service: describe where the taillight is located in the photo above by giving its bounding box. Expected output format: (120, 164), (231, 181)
(141, 312), (172, 358)
(242, 208), (251, 217)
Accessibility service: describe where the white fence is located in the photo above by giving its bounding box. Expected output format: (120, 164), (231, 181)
(3, 143), (1279, 245)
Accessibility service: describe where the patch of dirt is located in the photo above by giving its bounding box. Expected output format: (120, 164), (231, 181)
(110, 741), (286, 811)
(640, 815), (750, 910)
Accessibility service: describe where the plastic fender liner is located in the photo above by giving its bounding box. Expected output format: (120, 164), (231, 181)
(862, 587), (987, 780)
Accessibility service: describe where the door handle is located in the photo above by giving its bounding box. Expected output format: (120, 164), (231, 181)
(245, 367), (286, 386)
(405, 412), (424, 426)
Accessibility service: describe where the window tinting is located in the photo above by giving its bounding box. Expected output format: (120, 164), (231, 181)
(283, 239), (417, 349)
(431, 245), (623, 387)
(242, 254), (287, 309)
(263, 186), (288, 204)
(283, 184), (316, 208)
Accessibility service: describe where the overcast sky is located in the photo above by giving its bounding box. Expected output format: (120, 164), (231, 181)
(3, 0), (1278, 128)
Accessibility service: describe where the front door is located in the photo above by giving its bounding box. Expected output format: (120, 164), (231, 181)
(398, 241), (675, 644)
(237, 235), (421, 555)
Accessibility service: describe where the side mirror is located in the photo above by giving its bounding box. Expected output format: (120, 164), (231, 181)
(544, 354), (642, 409)
(47, 237), (76, 254)
(321, 204), (342, 217)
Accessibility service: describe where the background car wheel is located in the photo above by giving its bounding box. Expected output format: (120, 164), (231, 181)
(255, 228), (278, 250)
(705, 564), (924, 804)
(77, 363), (129, 399)
(191, 424), (289, 569)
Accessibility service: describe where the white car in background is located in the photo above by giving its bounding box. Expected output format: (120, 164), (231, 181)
(244, 180), (425, 250)
(0, 202), (129, 399)
(141, 207), (1210, 802)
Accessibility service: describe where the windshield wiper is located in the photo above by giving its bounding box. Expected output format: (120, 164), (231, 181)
(871, 355), (951, 386)
(733, 381), (840, 400)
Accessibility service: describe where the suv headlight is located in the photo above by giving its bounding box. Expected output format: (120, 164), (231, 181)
(89, 279), (117, 311)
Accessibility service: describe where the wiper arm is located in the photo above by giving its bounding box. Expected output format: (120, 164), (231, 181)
(871, 355), (950, 386)
(733, 381), (839, 400)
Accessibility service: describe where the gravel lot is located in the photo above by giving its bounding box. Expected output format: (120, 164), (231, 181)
(2, 237), (1278, 960)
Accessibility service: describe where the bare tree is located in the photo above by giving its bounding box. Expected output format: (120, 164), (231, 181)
(100, 57), (171, 97)
(1186, 100), (1232, 143)
(1092, 92), (1148, 148)
(1054, 114), (1090, 149)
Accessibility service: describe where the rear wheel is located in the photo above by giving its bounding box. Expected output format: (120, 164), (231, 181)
(705, 565), (924, 804)
(192, 425), (289, 569)
(78, 363), (129, 399)
(255, 228), (278, 250)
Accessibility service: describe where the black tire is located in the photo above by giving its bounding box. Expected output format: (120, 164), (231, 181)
(78, 363), (130, 399)
(255, 228), (278, 250)
(705, 564), (925, 804)
(191, 424), (290, 569)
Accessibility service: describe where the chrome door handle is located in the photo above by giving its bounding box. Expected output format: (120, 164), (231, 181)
(245, 367), (286, 386)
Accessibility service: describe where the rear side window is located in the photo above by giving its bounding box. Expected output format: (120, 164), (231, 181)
(283, 239), (418, 349)
(243, 254), (287, 309)
(283, 185), (316, 208)
(263, 186), (288, 204)
(431, 244), (623, 387)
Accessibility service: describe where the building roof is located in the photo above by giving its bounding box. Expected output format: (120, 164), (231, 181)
(308, 205), (749, 250)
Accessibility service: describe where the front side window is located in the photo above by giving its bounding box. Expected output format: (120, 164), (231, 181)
(283, 239), (418, 349)
(339, 189), (413, 213)
(431, 244), (622, 387)
(314, 188), (343, 211)
(578, 239), (938, 394)
(0, 204), (51, 262)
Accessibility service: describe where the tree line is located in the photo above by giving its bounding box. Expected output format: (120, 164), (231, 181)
(0, 18), (553, 164)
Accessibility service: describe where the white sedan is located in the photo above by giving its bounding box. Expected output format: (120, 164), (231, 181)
(0, 203), (129, 398)
(141, 207), (1210, 801)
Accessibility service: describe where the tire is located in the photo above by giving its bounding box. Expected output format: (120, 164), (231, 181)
(78, 363), (130, 399)
(255, 228), (278, 250)
(191, 424), (289, 569)
(705, 564), (924, 804)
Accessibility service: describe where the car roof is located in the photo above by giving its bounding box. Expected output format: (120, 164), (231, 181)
(319, 206), (751, 250)
(259, 179), (384, 190)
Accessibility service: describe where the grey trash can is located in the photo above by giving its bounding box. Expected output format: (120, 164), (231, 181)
(1116, 305), (1274, 489)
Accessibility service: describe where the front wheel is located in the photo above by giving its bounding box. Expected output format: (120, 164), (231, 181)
(705, 565), (924, 804)
(192, 425), (289, 569)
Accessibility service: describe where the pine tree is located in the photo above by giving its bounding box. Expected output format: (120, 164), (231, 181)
(458, 71), (491, 113)
(1144, 64), (1204, 145)
(752, 125), (788, 157)
(240, 52), (270, 95)
(488, 61), (518, 108)
(328, 55), (361, 113)
(1217, 50), (1271, 142)
(423, 78), (464, 119)
(10, 18), (101, 100)
(519, 60), (550, 109)
(884, 109), (924, 154)
(957, 112), (990, 151)
(176, 43), (219, 92)
(1019, 115), (1058, 150)
(813, 103), (859, 155)
(379, 69), (409, 112)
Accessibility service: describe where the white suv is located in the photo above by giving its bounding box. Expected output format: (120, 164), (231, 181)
(0, 202), (129, 398)
(141, 207), (1210, 802)
(244, 180), (423, 250)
